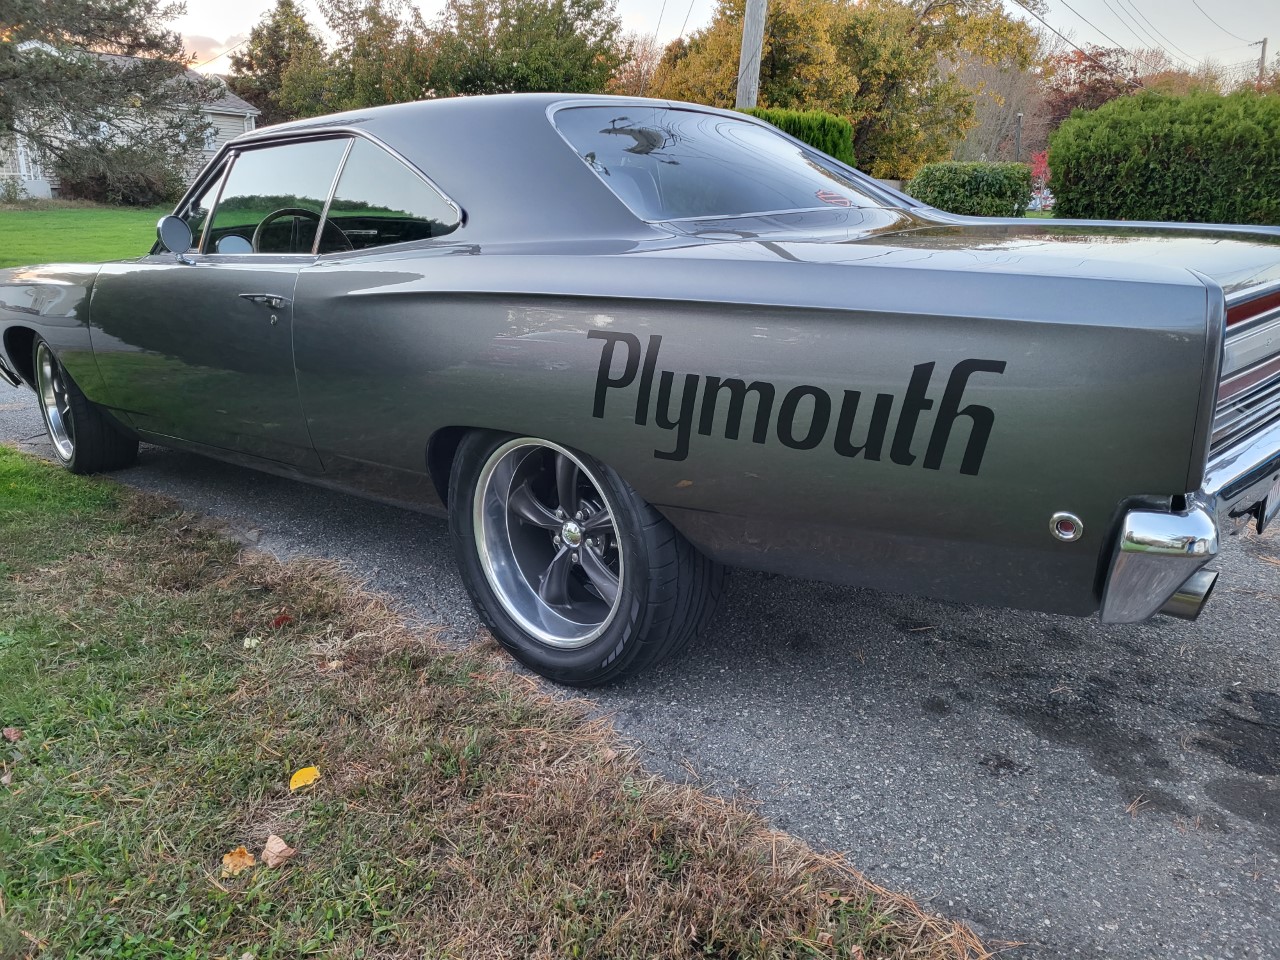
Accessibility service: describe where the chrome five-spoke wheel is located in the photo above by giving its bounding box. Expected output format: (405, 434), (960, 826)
(450, 430), (723, 686)
(36, 341), (75, 462)
(473, 438), (624, 648)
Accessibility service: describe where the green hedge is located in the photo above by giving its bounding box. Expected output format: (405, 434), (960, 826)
(740, 107), (855, 166)
(905, 162), (1032, 217)
(1048, 91), (1280, 223)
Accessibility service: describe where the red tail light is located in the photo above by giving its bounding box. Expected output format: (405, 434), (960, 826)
(1226, 287), (1280, 328)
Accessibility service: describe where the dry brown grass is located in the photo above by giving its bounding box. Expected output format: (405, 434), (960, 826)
(0, 449), (996, 959)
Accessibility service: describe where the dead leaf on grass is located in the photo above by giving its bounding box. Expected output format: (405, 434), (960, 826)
(289, 765), (321, 792)
(2, 727), (22, 742)
(262, 834), (297, 868)
(220, 846), (256, 878)
(1, 770), (12, 787)
(271, 613), (294, 629)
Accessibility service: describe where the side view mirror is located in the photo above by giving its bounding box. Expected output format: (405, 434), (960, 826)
(156, 215), (194, 264)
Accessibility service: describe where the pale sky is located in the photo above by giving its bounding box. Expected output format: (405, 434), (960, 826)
(176, 0), (1277, 78)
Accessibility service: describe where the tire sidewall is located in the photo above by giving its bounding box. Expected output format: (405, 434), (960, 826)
(449, 431), (659, 685)
(32, 338), (77, 469)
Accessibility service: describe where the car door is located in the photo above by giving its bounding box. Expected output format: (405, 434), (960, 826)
(89, 136), (352, 470)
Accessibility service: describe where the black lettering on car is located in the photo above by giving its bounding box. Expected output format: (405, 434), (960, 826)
(588, 331), (1006, 475)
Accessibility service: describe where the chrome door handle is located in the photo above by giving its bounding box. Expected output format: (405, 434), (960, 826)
(238, 293), (290, 309)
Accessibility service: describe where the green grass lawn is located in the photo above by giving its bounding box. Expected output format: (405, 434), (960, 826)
(0, 447), (986, 960)
(0, 204), (169, 269)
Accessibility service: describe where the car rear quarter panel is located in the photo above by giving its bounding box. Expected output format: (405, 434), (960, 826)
(0, 266), (104, 397)
(294, 247), (1214, 616)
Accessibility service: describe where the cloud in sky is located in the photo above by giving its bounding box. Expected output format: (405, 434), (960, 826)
(184, 33), (249, 72)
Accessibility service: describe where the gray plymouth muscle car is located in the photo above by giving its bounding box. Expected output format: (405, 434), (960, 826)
(2, 94), (1278, 685)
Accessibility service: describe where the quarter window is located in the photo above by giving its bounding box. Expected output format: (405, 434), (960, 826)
(206, 138), (349, 254)
(318, 138), (460, 252)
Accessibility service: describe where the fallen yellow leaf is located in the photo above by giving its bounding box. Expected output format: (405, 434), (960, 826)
(220, 846), (256, 878)
(262, 834), (297, 868)
(289, 766), (321, 792)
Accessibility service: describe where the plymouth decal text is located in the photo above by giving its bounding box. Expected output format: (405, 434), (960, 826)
(588, 331), (1006, 475)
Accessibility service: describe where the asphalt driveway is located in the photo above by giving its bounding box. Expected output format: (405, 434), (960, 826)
(3, 392), (1277, 959)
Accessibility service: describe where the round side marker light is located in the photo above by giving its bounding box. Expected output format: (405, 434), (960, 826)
(1050, 512), (1084, 542)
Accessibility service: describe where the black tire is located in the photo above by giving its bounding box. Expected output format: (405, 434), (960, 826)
(33, 338), (138, 475)
(449, 431), (723, 686)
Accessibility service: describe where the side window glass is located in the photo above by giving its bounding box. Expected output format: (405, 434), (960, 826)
(206, 138), (349, 254)
(318, 139), (460, 253)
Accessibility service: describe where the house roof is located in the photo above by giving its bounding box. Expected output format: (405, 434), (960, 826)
(88, 50), (260, 117)
(200, 77), (259, 117)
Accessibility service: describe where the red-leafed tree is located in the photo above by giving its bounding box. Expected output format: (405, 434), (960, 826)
(1043, 46), (1136, 130)
(1030, 149), (1048, 184)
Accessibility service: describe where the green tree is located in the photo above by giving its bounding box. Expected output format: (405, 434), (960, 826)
(428, 0), (623, 96)
(650, 0), (1040, 178)
(278, 0), (435, 116)
(0, 0), (215, 171)
(228, 0), (327, 126)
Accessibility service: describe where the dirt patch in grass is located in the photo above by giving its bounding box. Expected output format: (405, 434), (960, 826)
(0, 446), (994, 959)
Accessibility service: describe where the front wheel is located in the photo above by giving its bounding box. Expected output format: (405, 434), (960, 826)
(449, 432), (723, 686)
(34, 338), (138, 474)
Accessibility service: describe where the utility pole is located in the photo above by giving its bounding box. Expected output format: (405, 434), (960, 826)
(1257, 37), (1269, 87)
(1014, 112), (1023, 163)
(735, 0), (768, 109)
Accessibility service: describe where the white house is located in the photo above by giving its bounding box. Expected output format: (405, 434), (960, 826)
(0, 63), (259, 200)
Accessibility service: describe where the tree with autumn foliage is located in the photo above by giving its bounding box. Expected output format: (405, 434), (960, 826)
(648, 0), (1041, 178)
(1042, 46), (1136, 130)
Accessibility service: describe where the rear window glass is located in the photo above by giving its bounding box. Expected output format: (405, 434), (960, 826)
(552, 105), (877, 222)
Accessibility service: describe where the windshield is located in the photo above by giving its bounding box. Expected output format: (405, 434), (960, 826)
(552, 105), (880, 222)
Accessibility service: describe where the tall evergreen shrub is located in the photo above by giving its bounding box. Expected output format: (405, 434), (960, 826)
(740, 107), (856, 166)
(1048, 90), (1280, 223)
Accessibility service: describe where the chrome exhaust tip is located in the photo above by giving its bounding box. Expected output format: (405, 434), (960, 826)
(1158, 569), (1219, 621)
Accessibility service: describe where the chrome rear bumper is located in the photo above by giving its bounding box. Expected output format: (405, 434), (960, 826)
(1101, 417), (1280, 623)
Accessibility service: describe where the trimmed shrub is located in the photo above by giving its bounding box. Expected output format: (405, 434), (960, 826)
(1048, 90), (1280, 223)
(740, 107), (856, 166)
(906, 162), (1032, 217)
(54, 144), (186, 207)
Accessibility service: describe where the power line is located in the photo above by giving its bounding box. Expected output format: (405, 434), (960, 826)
(1118, 0), (1200, 66)
(1189, 0), (1250, 44)
(1008, 0), (1142, 86)
(678, 0), (698, 37)
(1099, 0), (1190, 70)
(653, 0), (670, 40)
(1054, 0), (1166, 73)
(194, 38), (249, 69)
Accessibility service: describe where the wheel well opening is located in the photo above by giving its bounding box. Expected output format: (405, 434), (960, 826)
(3, 327), (36, 387)
(426, 426), (471, 507)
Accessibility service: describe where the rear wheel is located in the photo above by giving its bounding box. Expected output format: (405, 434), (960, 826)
(34, 338), (138, 474)
(449, 432), (723, 686)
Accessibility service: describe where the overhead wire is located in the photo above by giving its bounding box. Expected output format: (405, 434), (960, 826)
(1097, 0), (1190, 69)
(1008, 0), (1143, 86)
(194, 39), (249, 69)
(1053, 0), (1168, 73)
(1189, 0), (1250, 44)
(1117, 0), (1200, 66)
(678, 0), (699, 38)
(653, 0), (670, 41)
